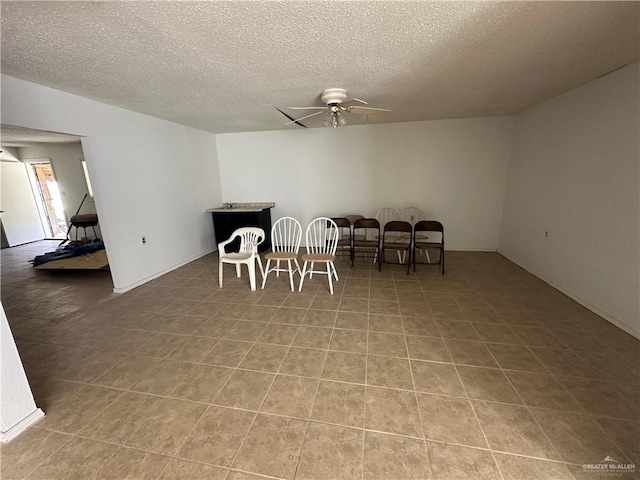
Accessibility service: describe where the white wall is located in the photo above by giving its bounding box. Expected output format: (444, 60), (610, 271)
(0, 162), (45, 245)
(0, 302), (43, 442)
(20, 142), (96, 220)
(217, 117), (513, 250)
(1, 75), (222, 292)
(499, 63), (639, 338)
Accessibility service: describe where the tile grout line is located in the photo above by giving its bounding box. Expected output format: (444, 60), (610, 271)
(400, 307), (435, 480)
(12, 427), (77, 480)
(33, 419), (609, 469)
(181, 310), (274, 474)
(441, 336), (507, 480)
(289, 287), (338, 480)
(537, 369), (638, 465)
(483, 338), (567, 466)
(361, 274), (371, 480)
(153, 401), (213, 480)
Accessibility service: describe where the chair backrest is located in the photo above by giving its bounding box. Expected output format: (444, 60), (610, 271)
(271, 217), (302, 253)
(401, 207), (425, 226)
(332, 217), (351, 228)
(331, 217), (352, 243)
(354, 218), (380, 241)
(234, 227), (265, 255)
(414, 220), (444, 242)
(375, 208), (402, 229)
(345, 214), (364, 226)
(383, 220), (412, 237)
(305, 217), (339, 255)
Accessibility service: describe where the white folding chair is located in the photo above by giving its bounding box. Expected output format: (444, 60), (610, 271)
(262, 217), (302, 292)
(375, 207), (402, 229)
(401, 206), (426, 226)
(298, 217), (340, 295)
(218, 227), (265, 291)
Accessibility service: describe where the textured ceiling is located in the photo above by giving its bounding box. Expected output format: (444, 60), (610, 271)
(1, 1), (638, 134)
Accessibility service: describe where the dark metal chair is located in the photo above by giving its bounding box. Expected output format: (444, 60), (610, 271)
(352, 218), (381, 270)
(331, 217), (352, 263)
(345, 214), (365, 244)
(381, 220), (412, 274)
(413, 220), (445, 274)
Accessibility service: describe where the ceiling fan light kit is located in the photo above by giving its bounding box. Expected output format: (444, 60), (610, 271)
(284, 88), (390, 128)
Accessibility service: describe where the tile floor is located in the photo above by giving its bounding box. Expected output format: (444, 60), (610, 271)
(1, 241), (639, 480)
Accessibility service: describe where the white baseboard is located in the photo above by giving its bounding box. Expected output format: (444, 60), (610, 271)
(112, 248), (216, 294)
(0, 408), (44, 443)
(498, 250), (640, 340)
(446, 248), (497, 252)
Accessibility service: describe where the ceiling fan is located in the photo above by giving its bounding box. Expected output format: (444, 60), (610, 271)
(285, 88), (390, 128)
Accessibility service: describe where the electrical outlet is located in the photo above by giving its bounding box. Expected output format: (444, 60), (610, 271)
(141, 236), (147, 245)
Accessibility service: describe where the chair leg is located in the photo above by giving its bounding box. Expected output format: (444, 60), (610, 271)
(298, 262), (308, 292)
(219, 261), (224, 288)
(287, 259), (295, 292)
(442, 250), (445, 275)
(310, 262), (314, 279)
(406, 250), (411, 275)
(248, 261), (257, 291)
(261, 259), (271, 289)
(236, 264), (241, 278)
(294, 258), (302, 275)
(331, 262), (339, 282)
(326, 262), (334, 295)
(256, 256), (265, 279)
(276, 260), (281, 277)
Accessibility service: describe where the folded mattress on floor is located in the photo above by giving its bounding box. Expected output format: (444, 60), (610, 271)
(33, 241), (108, 269)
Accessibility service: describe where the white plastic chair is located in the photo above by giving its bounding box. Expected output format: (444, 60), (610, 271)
(218, 227), (265, 291)
(298, 217), (340, 295)
(375, 208), (402, 230)
(262, 217), (302, 292)
(401, 207), (426, 226)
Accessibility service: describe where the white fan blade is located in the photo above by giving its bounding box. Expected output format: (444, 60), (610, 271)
(287, 106), (327, 110)
(285, 111), (325, 125)
(343, 98), (368, 106)
(348, 106), (391, 114)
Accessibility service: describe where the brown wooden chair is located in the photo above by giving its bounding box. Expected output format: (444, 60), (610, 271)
(331, 217), (352, 263)
(352, 218), (380, 270)
(413, 220), (445, 274)
(381, 220), (412, 274)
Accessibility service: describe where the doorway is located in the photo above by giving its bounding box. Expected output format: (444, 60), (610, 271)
(28, 161), (68, 239)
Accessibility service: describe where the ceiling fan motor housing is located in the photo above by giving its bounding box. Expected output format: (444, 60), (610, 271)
(320, 88), (349, 105)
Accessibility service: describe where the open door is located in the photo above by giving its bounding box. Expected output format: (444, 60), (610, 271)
(28, 162), (68, 239)
(0, 162), (45, 246)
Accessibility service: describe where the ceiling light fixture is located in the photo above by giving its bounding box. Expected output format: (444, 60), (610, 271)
(323, 107), (347, 128)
